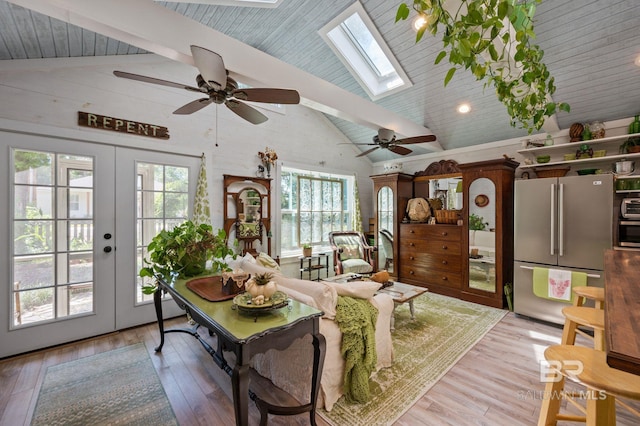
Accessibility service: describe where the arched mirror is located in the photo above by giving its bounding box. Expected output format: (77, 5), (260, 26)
(468, 177), (496, 293)
(377, 186), (394, 273)
(223, 175), (272, 257)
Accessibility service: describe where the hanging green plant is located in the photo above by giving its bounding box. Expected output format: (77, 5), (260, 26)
(396, 0), (570, 133)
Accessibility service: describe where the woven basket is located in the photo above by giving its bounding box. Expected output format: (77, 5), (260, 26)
(434, 209), (461, 224)
(534, 167), (570, 178)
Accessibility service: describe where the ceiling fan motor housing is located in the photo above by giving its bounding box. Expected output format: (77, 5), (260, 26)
(378, 128), (395, 142)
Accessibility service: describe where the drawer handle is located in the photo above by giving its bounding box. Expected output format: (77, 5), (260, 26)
(442, 245), (448, 250)
(442, 276), (448, 281)
(409, 256), (414, 260)
(410, 242), (415, 247)
(410, 229), (415, 234)
(441, 232), (448, 236)
(442, 260), (447, 265)
(410, 270), (415, 275)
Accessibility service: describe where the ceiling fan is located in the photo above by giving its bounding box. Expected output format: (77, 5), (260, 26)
(349, 128), (437, 157)
(113, 45), (300, 125)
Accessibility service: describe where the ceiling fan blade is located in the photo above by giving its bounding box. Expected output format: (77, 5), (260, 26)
(226, 99), (268, 125)
(113, 71), (203, 93)
(231, 88), (300, 104)
(395, 134), (437, 145)
(356, 146), (380, 157)
(388, 145), (413, 155)
(190, 45), (227, 90)
(173, 98), (213, 115)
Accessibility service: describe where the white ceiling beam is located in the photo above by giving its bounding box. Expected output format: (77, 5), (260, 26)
(7, 0), (443, 151)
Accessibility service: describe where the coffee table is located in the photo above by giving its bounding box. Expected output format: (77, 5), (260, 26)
(377, 282), (429, 330)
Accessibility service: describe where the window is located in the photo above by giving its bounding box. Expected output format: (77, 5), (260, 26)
(280, 167), (353, 255)
(319, 1), (412, 100)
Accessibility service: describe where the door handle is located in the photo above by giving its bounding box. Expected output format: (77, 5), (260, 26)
(103, 246), (113, 253)
(559, 183), (564, 257)
(550, 183), (556, 256)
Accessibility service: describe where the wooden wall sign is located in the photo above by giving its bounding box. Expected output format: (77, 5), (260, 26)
(78, 111), (169, 139)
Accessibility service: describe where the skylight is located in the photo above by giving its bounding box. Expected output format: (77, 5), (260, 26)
(320, 1), (412, 100)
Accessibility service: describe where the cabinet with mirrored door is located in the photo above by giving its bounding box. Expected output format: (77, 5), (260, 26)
(459, 158), (519, 308)
(370, 172), (414, 278)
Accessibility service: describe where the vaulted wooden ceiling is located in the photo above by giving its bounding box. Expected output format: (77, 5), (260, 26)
(1, 0), (639, 162)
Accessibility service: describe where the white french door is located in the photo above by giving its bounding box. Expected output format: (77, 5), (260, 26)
(0, 133), (199, 358)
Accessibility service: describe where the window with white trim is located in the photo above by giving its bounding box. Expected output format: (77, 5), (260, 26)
(319, 1), (412, 100)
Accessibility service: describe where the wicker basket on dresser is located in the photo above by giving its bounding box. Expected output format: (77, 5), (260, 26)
(399, 223), (463, 297)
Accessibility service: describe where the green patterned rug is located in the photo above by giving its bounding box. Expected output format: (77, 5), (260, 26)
(319, 292), (506, 426)
(32, 343), (177, 426)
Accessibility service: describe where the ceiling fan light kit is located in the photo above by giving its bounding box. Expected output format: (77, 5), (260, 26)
(113, 45), (300, 125)
(346, 128), (437, 157)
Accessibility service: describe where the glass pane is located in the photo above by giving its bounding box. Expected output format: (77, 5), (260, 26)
(68, 188), (93, 218)
(14, 186), (53, 219)
(165, 166), (188, 192)
(68, 283), (93, 315)
(69, 251), (93, 283)
(299, 178), (311, 210)
(68, 169), (93, 187)
(153, 164), (164, 190)
(164, 193), (188, 218)
(14, 255), (54, 290)
(153, 192), (164, 218)
(14, 288), (54, 326)
(68, 220), (93, 251)
(312, 179), (322, 211)
(140, 219), (165, 246)
(343, 13), (394, 77)
(14, 220), (54, 255)
(13, 150), (53, 185)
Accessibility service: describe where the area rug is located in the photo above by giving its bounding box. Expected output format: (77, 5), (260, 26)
(31, 343), (177, 426)
(319, 292), (506, 426)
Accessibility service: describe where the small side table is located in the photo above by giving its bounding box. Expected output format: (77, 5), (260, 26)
(299, 253), (329, 281)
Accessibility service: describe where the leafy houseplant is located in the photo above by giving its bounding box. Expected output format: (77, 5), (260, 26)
(620, 138), (640, 154)
(396, 0), (570, 133)
(139, 221), (234, 294)
(302, 243), (312, 257)
(469, 213), (488, 231)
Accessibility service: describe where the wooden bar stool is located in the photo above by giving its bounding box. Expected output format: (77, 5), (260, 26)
(561, 306), (605, 351)
(538, 345), (640, 426)
(573, 286), (605, 309)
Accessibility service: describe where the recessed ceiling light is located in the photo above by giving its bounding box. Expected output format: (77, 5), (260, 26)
(412, 15), (427, 31)
(457, 103), (471, 114)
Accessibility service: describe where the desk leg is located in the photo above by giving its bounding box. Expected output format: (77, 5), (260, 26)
(309, 333), (326, 426)
(409, 300), (416, 320)
(153, 288), (165, 352)
(231, 363), (250, 426)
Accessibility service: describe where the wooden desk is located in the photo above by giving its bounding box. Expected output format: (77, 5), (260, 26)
(154, 274), (326, 426)
(604, 249), (640, 375)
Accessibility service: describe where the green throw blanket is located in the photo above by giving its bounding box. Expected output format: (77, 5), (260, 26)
(335, 295), (378, 403)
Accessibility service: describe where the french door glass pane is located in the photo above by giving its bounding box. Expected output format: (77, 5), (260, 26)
(136, 162), (189, 304)
(11, 150), (95, 328)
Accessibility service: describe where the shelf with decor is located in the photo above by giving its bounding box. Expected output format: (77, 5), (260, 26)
(518, 132), (640, 170)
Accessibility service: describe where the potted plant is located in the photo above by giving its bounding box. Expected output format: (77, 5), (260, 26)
(620, 137), (640, 154)
(302, 243), (312, 258)
(245, 272), (278, 305)
(469, 213), (488, 231)
(139, 220), (235, 294)
(396, 0), (570, 133)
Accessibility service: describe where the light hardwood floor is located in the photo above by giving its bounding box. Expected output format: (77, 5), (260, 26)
(1, 311), (639, 425)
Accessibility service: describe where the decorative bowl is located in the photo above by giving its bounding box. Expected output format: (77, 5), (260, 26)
(593, 150), (606, 157)
(536, 155), (551, 164)
(563, 153), (576, 161)
(577, 168), (598, 175)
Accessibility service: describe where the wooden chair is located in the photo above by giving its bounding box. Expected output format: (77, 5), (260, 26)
(538, 345), (640, 426)
(561, 306), (606, 351)
(378, 229), (394, 270)
(328, 231), (377, 275)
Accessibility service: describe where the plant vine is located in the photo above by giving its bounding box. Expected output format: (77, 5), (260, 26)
(396, 0), (570, 133)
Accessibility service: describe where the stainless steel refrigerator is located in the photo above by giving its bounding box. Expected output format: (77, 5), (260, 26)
(513, 174), (613, 324)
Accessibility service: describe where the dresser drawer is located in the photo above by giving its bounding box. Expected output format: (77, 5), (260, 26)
(401, 252), (461, 273)
(399, 266), (462, 289)
(425, 239), (461, 256)
(401, 224), (461, 241)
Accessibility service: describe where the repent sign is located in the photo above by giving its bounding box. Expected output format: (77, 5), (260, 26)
(78, 112), (169, 140)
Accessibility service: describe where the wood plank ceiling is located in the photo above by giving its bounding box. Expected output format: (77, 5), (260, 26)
(1, 0), (639, 162)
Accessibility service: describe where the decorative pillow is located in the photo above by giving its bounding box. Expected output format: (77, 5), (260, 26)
(257, 252), (281, 271)
(324, 280), (382, 299)
(340, 245), (362, 260)
(243, 252), (257, 264)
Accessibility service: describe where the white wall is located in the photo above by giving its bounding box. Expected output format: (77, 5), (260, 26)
(0, 54), (375, 258)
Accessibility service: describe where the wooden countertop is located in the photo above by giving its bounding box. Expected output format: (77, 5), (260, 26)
(604, 249), (640, 375)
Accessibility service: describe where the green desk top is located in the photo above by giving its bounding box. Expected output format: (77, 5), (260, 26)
(162, 274), (322, 342)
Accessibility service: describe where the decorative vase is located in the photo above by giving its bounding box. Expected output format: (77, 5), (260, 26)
(264, 162), (271, 178)
(245, 278), (277, 302)
(629, 115), (640, 134)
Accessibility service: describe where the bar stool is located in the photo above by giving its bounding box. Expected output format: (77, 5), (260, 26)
(572, 286), (605, 309)
(561, 306), (605, 351)
(538, 345), (640, 426)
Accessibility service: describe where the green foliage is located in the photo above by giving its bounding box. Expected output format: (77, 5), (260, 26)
(254, 272), (274, 285)
(469, 213), (488, 231)
(138, 220), (235, 294)
(396, 0), (570, 133)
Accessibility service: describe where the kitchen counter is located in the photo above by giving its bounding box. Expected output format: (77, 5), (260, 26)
(604, 249), (640, 375)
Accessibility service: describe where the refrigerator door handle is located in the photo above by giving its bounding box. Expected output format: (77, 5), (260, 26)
(559, 183), (564, 256)
(550, 183), (556, 256)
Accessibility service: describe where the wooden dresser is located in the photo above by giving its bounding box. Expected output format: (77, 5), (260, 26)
(399, 223), (463, 298)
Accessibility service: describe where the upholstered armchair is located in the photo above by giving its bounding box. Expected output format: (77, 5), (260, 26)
(379, 229), (394, 270)
(328, 231), (377, 275)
